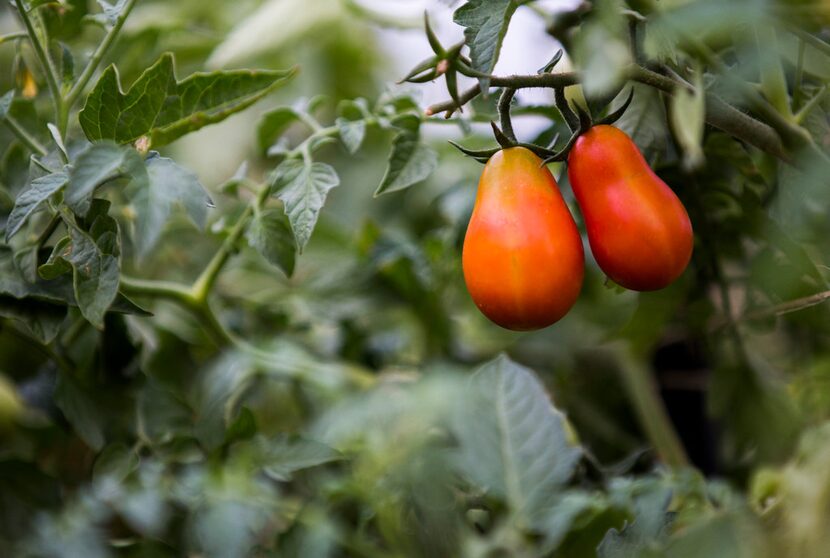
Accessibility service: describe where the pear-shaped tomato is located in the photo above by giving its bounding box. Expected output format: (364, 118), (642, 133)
(567, 125), (693, 291)
(463, 147), (584, 330)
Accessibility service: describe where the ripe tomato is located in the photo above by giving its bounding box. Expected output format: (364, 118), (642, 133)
(567, 125), (693, 291)
(463, 147), (584, 330)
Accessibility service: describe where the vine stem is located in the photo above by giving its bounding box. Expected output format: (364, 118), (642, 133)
(616, 346), (690, 469)
(15, 0), (63, 126)
(64, 0), (138, 112)
(427, 65), (794, 162)
(3, 114), (48, 156)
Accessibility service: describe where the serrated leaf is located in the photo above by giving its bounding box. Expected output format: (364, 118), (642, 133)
(0, 245), (146, 316)
(273, 158), (339, 252)
(246, 207), (296, 277)
(63, 213), (121, 328)
(375, 114), (437, 196)
(65, 142), (146, 217)
(257, 106), (300, 153)
(129, 155), (211, 258)
(79, 52), (297, 148)
(5, 172), (68, 242)
(452, 355), (582, 526)
(335, 117), (366, 154)
(454, 0), (519, 90)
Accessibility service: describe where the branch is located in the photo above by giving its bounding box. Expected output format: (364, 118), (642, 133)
(15, 1), (62, 122)
(426, 65), (791, 162)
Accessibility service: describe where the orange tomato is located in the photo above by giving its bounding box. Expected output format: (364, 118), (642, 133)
(567, 125), (693, 291)
(463, 147), (584, 330)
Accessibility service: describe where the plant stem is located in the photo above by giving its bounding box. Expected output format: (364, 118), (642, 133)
(0, 31), (28, 44)
(3, 114), (48, 156)
(64, 0), (138, 110)
(15, 1), (63, 124)
(428, 65), (792, 162)
(190, 204), (254, 304)
(616, 346), (690, 469)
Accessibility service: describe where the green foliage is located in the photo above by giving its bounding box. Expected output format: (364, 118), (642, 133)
(1, 0), (830, 556)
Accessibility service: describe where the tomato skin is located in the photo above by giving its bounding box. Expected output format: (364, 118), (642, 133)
(463, 147), (584, 330)
(567, 125), (693, 291)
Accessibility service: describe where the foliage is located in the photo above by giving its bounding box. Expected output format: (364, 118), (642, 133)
(0, 0), (829, 557)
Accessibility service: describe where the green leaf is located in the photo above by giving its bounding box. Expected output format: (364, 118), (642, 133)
(0, 245), (145, 317)
(452, 355), (582, 526)
(572, 0), (631, 98)
(670, 68), (705, 170)
(38, 236), (73, 280)
(79, 52), (297, 148)
(246, 207), (296, 277)
(129, 155), (211, 258)
(0, 296), (66, 343)
(375, 114), (437, 196)
(257, 434), (343, 482)
(273, 158), (340, 252)
(65, 141), (146, 217)
(62, 211), (121, 328)
(257, 106), (300, 153)
(335, 117), (366, 154)
(5, 171), (68, 242)
(598, 478), (672, 558)
(613, 84), (672, 164)
(54, 373), (106, 450)
(453, 0), (519, 90)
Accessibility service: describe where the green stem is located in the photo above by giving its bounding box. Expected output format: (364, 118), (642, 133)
(429, 66), (790, 162)
(0, 31), (28, 44)
(617, 347), (690, 469)
(15, 1), (63, 124)
(794, 86), (829, 125)
(190, 204), (254, 304)
(3, 114), (48, 156)
(793, 37), (806, 111)
(64, 0), (138, 110)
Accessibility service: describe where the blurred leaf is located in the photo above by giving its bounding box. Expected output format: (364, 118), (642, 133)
(573, 0), (631, 98)
(453, 0), (519, 90)
(375, 114), (436, 196)
(5, 171), (68, 242)
(669, 68), (705, 170)
(191, 500), (267, 558)
(257, 107), (301, 153)
(246, 207), (296, 277)
(54, 373), (106, 450)
(65, 141), (146, 217)
(453, 355), (582, 526)
(335, 117), (366, 154)
(273, 158), (340, 252)
(0, 91), (12, 120)
(256, 434), (343, 481)
(598, 478), (672, 558)
(129, 155), (211, 258)
(0, 295), (66, 344)
(79, 53), (296, 147)
(613, 84), (672, 163)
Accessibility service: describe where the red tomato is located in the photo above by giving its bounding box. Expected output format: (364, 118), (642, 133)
(567, 125), (693, 291)
(463, 147), (585, 330)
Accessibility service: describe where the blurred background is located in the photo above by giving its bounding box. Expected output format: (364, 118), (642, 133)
(1, 0), (830, 556)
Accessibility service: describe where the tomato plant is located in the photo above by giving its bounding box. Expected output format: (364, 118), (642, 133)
(0, 0), (829, 557)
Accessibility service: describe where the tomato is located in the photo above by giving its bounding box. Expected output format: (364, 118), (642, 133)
(463, 147), (584, 330)
(567, 125), (693, 291)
